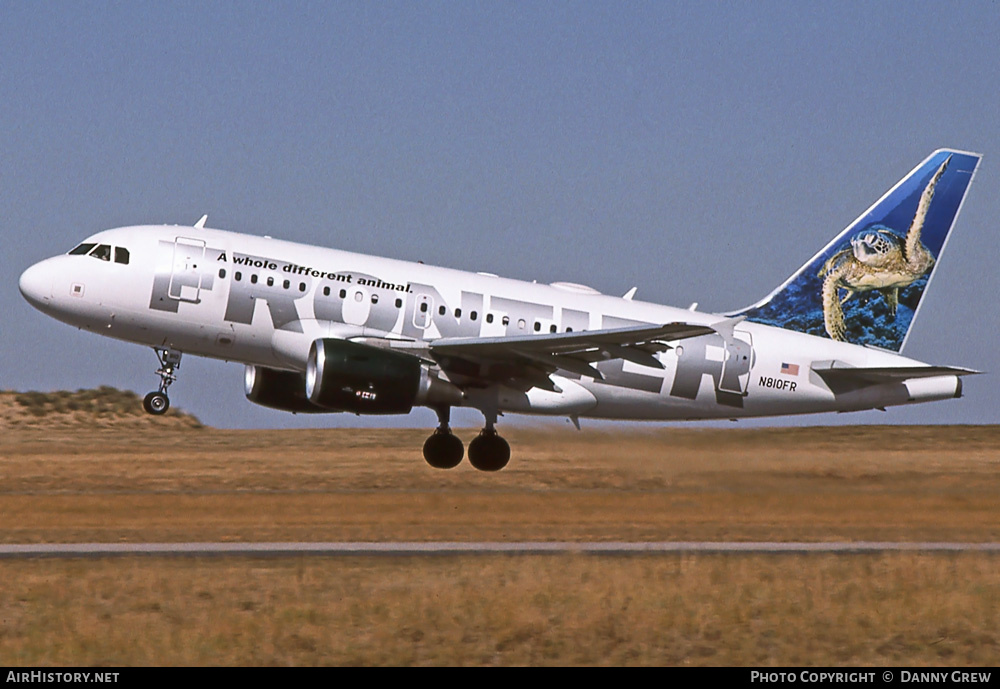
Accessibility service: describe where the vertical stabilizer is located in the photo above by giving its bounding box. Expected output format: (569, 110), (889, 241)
(732, 149), (981, 352)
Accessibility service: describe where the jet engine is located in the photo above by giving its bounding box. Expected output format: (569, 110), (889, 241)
(244, 365), (327, 413)
(305, 338), (463, 414)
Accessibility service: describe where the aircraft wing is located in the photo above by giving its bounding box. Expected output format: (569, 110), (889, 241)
(811, 362), (980, 394)
(428, 322), (715, 391)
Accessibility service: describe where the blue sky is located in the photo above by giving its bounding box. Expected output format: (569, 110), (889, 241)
(4, 2), (999, 429)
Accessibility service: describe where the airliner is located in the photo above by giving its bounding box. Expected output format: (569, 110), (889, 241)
(19, 149), (981, 471)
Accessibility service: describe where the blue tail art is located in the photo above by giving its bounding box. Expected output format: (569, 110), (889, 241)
(733, 149), (981, 352)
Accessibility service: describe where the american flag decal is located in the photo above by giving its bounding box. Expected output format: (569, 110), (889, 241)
(780, 362), (799, 376)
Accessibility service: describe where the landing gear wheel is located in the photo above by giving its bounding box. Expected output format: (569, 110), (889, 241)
(468, 430), (510, 472)
(144, 348), (182, 416)
(143, 391), (170, 415)
(423, 430), (464, 469)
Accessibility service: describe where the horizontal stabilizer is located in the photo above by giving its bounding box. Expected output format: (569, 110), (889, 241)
(812, 361), (979, 394)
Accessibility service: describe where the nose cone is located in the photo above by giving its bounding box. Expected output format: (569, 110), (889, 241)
(19, 261), (54, 310)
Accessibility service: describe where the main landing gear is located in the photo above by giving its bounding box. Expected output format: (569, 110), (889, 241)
(423, 407), (464, 469)
(468, 426), (510, 472)
(422, 406), (511, 472)
(143, 348), (182, 415)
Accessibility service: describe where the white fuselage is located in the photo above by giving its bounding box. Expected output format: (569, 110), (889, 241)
(19, 224), (961, 421)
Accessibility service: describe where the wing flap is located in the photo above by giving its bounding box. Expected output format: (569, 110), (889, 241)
(431, 322), (714, 357)
(430, 321), (716, 387)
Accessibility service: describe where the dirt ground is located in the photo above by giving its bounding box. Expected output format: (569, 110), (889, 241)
(2, 424), (998, 544)
(2, 418), (999, 665)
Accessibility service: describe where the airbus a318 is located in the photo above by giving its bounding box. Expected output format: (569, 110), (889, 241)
(19, 149), (981, 471)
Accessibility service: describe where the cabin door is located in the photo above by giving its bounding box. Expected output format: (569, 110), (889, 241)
(168, 237), (207, 304)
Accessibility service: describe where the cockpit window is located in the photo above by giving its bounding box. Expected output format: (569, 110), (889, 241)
(68, 242), (130, 264)
(69, 243), (96, 255)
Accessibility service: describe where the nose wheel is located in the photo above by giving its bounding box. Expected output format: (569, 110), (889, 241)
(143, 391), (170, 415)
(143, 348), (182, 416)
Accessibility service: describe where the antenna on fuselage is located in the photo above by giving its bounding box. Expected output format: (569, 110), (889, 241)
(194, 215), (208, 229)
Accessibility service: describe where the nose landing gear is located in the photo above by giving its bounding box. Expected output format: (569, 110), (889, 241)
(142, 391), (170, 414)
(143, 348), (182, 416)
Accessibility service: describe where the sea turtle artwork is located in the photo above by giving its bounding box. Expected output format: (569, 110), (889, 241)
(816, 155), (950, 341)
(733, 150), (977, 352)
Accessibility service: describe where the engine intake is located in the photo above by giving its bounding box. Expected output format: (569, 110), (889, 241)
(244, 365), (327, 413)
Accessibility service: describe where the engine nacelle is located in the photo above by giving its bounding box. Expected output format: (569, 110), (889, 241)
(244, 365), (327, 413)
(306, 338), (463, 414)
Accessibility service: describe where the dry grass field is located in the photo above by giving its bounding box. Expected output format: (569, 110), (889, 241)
(1, 554), (997, 666)
(1, 389), (998, 665)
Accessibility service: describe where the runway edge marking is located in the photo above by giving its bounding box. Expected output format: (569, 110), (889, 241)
(1, 541), (1000, 558)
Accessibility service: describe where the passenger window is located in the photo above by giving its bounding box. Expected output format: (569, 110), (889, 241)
(90, 244), (112, 261)
(470, 311), (477, 321)
(251, 274), (258, 284)
(69, 243), (96, 256)
(323, 286), (330, 296)
(439, 305), (446, 316)
(114, 247), (130, 264)
(267, 277), (274, 287)
(283, 280), (290, 289)
(339, 289), (347, 299)
(486, 313), (493, 323)
(395, 298), (402, 308)
(219, 269), (226, 279)
(299, 282), (306, 292)
(455, 308), (462, 318)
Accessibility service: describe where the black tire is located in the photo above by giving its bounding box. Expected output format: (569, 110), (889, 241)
(468, 431), (510, 472)
(143, 391), (170, 415)
(423, 431), (464, 469)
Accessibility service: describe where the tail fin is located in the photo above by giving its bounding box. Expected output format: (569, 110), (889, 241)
(733, 149), (981, 352)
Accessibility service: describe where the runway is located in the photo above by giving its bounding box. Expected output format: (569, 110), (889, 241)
(2, 541), (1000, 558)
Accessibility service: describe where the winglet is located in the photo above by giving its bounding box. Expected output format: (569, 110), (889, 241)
(622, 287), (637, 301)
(710, 316), (746, 345)
(194, 215), (208, 229)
